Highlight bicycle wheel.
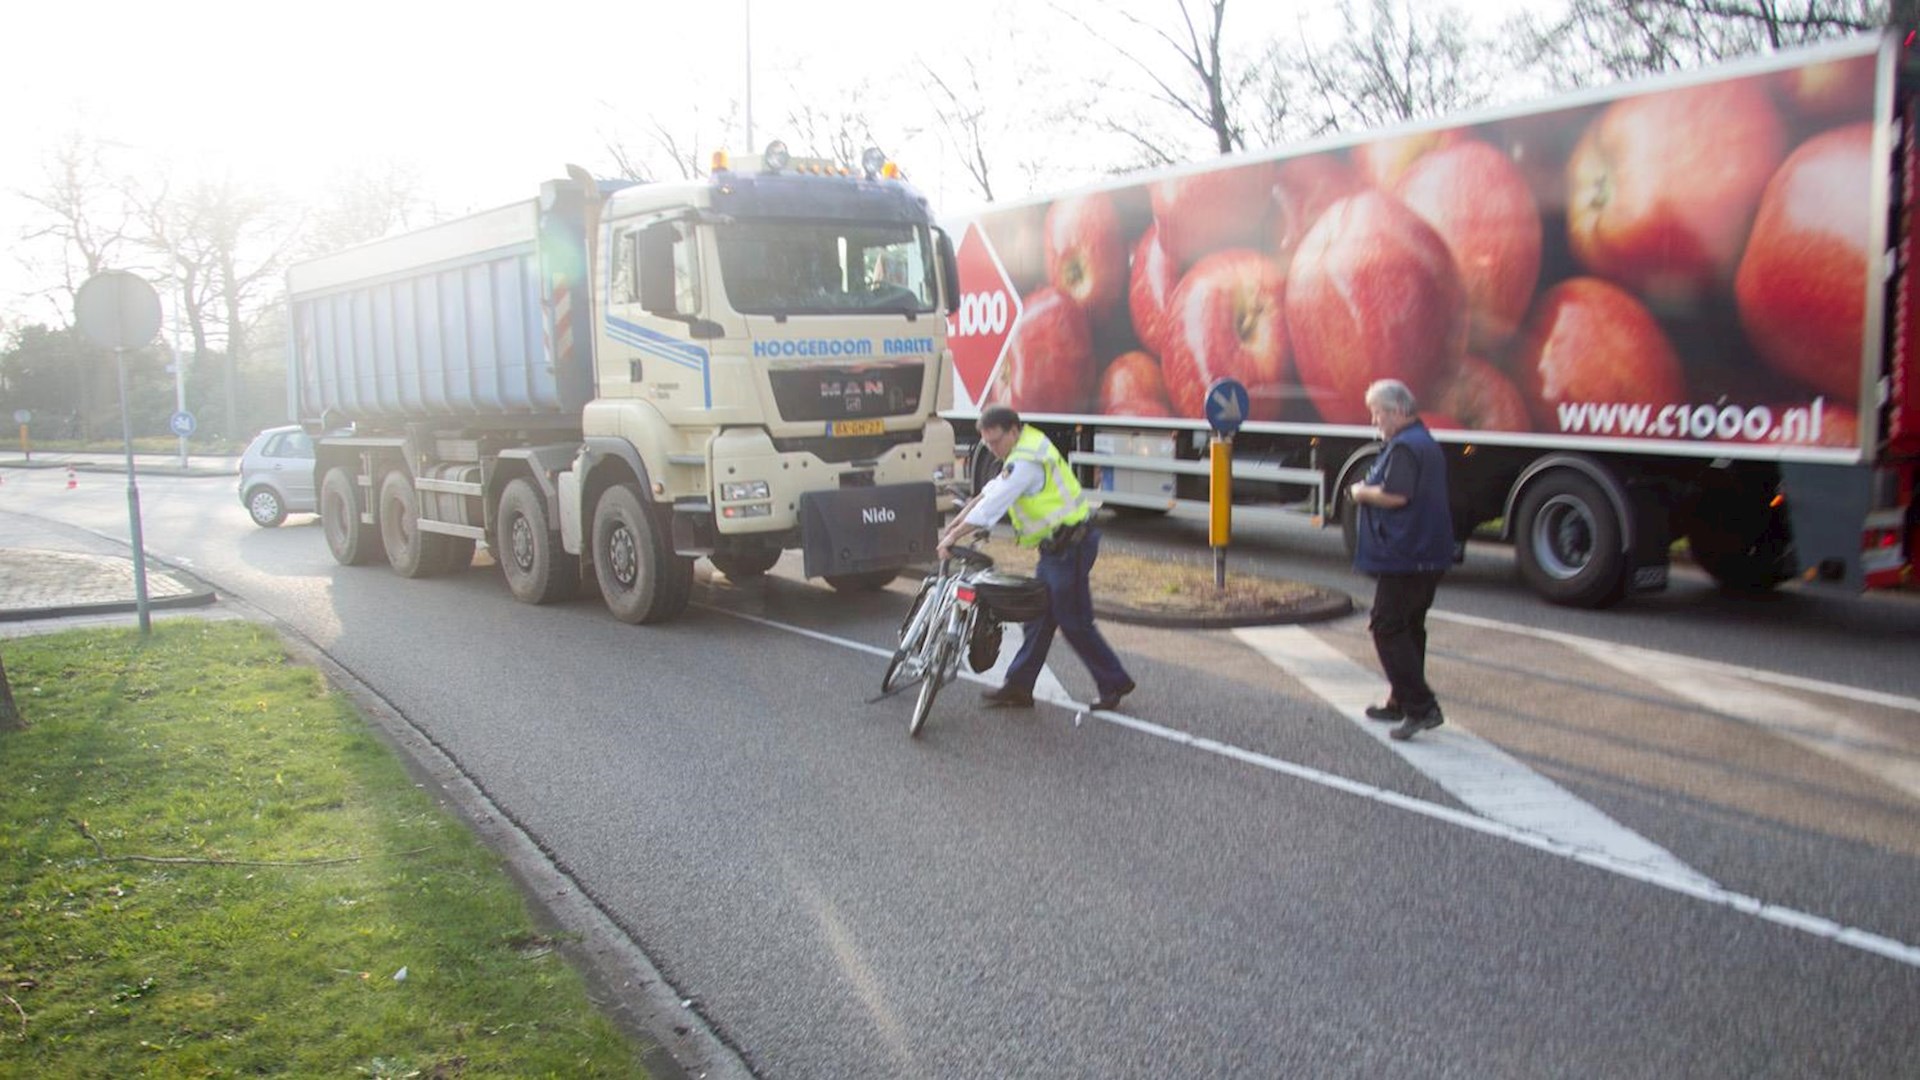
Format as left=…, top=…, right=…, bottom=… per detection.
left=882, top=580, right=937, bottom=693
left=909, top=615, right=962, bottom=737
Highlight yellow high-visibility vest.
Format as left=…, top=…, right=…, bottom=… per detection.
left=1005, top=426, right=1091, bottom=547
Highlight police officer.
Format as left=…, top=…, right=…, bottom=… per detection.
left=1349, top=379, right=1454, bottom=741
left=938, top=404, right=1136, bottom=712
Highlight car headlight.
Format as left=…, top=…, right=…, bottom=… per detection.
left=722, top=480, right=771, bottom=502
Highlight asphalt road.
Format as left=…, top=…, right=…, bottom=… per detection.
left=4, top=469, right=1917, bottom=1078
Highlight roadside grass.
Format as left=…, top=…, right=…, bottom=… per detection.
left=0, top=621, right=648, bottom=1077
left=14, top=436, right=246, bottom=455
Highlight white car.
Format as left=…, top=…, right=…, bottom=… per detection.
left=238, top=425, right=317, bottom=527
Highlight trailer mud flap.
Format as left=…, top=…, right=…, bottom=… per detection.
left=799, top=482, right=937, bottom=578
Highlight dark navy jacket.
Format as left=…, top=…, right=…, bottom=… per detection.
left=1354, top=420, right=1454, bottom=575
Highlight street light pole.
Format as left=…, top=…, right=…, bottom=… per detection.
left=744, top=0, right=754, bottom=150
left=114, top=344, right=153, bottom=634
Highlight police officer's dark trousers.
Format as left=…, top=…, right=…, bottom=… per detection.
left=1004, top=527, right=1131, bottom=698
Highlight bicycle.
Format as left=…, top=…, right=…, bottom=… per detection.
left=881, top=543, right=1047, bottom=737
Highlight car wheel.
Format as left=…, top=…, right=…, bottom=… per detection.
left=244, top=485, right=287, bottom=528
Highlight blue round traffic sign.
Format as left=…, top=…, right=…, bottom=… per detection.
left=1204, top=378, right=1249, bottom=437
left=169, top=410, right=197, bottom=437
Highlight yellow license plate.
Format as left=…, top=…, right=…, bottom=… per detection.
left=831, top=419, right=885, bottom=437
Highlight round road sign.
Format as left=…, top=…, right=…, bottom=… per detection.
left=75, top=270, right=163, bottom=351
left=11, top=409, right=29, bottom=425
left=169, top=410, right=197, bottom=437
left=1205, top=378, right=1250, bottom=437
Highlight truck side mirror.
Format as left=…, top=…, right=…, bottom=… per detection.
left=935, top=227, right=961, bottom=316
left=639, top=222, right=678, bottom=316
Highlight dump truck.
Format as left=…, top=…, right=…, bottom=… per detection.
left=288, top=147, right=959, bottom=624
left=941, top=30, right=1919, bottom=608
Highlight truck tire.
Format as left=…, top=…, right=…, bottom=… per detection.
left=968, top=440, right=1001, bottom=498
left=498, top=477, right=577, bottom=604
left=378, top=471, right=453, bottom=579
left=1514, top=471, right=1628, bottom=608
left=826, top=568, right=902, bottom=592
left=710, top=547, right=782, bottom=580
left=591, top=484, right=693, bottom=624
left=321, top=467, right=377, bottom=566
left=1687, top=504, right=1792, bottom=594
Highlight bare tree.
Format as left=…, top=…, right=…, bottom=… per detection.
left=301, top=161, right=434, bottom=256
left=133, top=177, right=300, bottom=438
left=1056, top=0, right=1263, bottom=159
left=1293, top=0, right=1491, bottom=137
left=602, top=101, right=739, bottom=183
left=1509, top=0, right=1883, bottom=89
left=920, top=59, right=1000, bottom=203
left=785, top=84, right=886, bottom=169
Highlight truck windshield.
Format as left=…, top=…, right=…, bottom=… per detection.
left=715, top=221, right=937, bottom=317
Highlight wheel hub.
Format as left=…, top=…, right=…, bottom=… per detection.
left=609, top=524, right=638, bottom=587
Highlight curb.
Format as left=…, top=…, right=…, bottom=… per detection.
left=0, top=587, right=220, bottom=623
left=1095, top=588, right=1354, bottom=629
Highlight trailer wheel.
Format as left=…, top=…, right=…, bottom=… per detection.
left=379, top=471, right=452, bottom=579
left=591, top=484, right=693, bottom=624
left=321, top=467, right=377, bottom=566
left=1514, top=471, right=1628, bottom=608
left=710, top=547, right=782, bottom=580
left=968, top=440, right=1001, bottom=498
left=1687, top=504, right=1791, bottom=593
left=498, top=477, right=577, bottom=603
left=827, top=568, right=902, bottom=592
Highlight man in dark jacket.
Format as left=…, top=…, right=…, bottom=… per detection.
left=1348, top=379, right=1455, bottom=741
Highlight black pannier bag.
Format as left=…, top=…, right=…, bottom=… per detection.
left=972, top=571, right=1048, bottom=624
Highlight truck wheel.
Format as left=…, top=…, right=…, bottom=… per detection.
left=1687, top=503, right=1791, bottom=594
left=321, top=467, right=377, bottom=566
left=1514, top=471, right=1628, bottom=608
left=591, top=484, right=693, bottom=624
left=378, top=471, right=452, bottom=578
left=967, top=440, right=1000, bottom=497
left=826, top=568, right=901, bottom=592
left=710, top=547, right=782, bottom=580
left=498, top=477, right=577, bottom=603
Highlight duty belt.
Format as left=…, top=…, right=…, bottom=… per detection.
left=1040, top=520, right=1091, bottom=555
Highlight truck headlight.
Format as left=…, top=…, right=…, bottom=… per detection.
left=722, top=480, right=771, bottom=502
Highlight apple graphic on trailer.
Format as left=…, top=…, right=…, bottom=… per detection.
left=1150, top=162, right=1278, bottom=269
left=1394, top=138, right=1542, bottom=354
left=990, top=286, right=1096, bottom=415
left=1286, top=190, right=1467, bottom=425
left=1735, top=122, right=1872, bottom=405
left=1099, top=350, right=1174, bottom=417
left=1159, top=250, right=1290, bottom=422
left=1510, top=277, right=1688, bottom=431
left=1431, top=355, right=1532, bottom=433
left=1044, top=191, right=1129, bottom=324
left=1129, top=223, right=1179, bottom=358
left=1272, top=154, right=1364, bottom=273
left=1566, top=78, right=1786, bottom=314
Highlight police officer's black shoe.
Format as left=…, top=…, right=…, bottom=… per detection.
left=1365, top=702, right=1404, bottom=722
left=981, top=685, right=1035, bottom=708
left=1091, top=680, right=1136, bottom=712
left=1389, top=710, right=1444, bottom=741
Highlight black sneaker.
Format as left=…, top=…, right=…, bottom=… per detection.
left=1091, top=680, right=1136, bottom=712
left=981, top=685, right=1035, bottom=708
left=1389, top=711, right=1445, bottom=741
left=1364, top=703, right=1404, bottom=722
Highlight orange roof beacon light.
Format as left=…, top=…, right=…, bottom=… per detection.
left=710, top=149, right=731, bottom=174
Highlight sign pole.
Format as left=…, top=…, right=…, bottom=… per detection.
left=115, top=345, right=153, bottom=634
left=75, top=270, right=163, bottom=636
left=1210, top=434, right=1231, bottom=589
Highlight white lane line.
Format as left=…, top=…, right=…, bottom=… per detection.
left=1567, top=643, right=1920, bottom=804
left=1432, top=610, right=1920, bottom=714
left=1233, top=625, right=1714, bottom=888
left=698, top=603, right=1920, bottom=969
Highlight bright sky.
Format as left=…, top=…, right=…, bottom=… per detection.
left=1, top=0, right=1553, bottom=330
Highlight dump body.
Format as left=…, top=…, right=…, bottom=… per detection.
left=943, top=32, right=1917, bottom=602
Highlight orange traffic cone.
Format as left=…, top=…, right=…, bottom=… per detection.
left=66, top=465, right=77, bottom=490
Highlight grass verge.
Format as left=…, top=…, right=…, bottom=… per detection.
left=0, top=621, right=648, bottom=1077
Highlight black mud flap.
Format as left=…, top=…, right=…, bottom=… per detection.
left=800, top=482, right=937, bottom=579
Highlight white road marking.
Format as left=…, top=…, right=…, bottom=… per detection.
left=699, top=602, right=1920, bottom=969
left=1432, top=610, right=1920, bottom=714
left=1568, top=643, right=1920, bottom=803
left=1233, top=625, right=1714, bottom=888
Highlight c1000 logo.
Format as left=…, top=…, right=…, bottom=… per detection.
left=954, top=291, right=1010, bottom=337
